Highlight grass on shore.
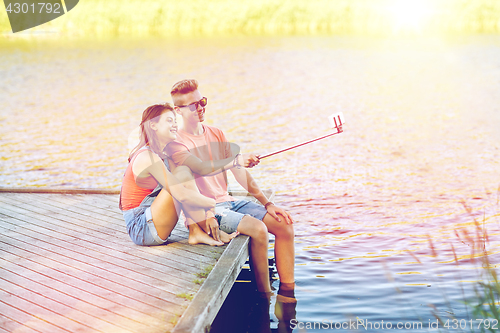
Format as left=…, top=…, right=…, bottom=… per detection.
left=1, top=0, right=500, bottom=37
left=412, top=192, right=500, bottom=332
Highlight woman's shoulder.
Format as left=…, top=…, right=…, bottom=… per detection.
left=134, top=148, right=161, bottom=163
left=131, top=147, right=162, bottom=172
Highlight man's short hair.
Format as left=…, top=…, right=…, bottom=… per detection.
left=171, top=79, right=199, bottom=98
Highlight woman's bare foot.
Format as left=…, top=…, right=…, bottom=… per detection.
left=220, top=230, right=239, bottom=243
left=188, top=223, right=224, bottom=246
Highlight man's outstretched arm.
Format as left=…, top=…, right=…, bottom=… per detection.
left=166, top=141, right=259, bottom=176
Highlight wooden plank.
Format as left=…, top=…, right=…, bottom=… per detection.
left=0, top=232, right=191, bottom=303
left=0, top=187, right=265, bottom=199
left=0, top=208, right=204, bottom=278
left=0, top=304, right=69, bottom=333
left=0, top=187, right=120, bottom=195
left=98, top=195, right=120, bottom=204
left=19, top=193, right=226, bottom=258
left=0, top=193, right=224, bottom=260
left=0, top=189, right=274, bottom=333
left=0, top=254, right=180, bottom=320
left=0, top=245, right=184, bottom=318
left=43, top=194, right=124, bottom=218
left=0, top=222, right=214, bottom=280
left=0, top=209, right=206, bottom=281
left=27, top=193, right=124, bottom=220
left=0, top=320, right=14, bottom=333
left=0, top=264, right=169, bottom=332
left=0, top=231, right=191, bottom=298
left=0, top=268, right=161, bottom=332
left=173, top=235, right=250, bottom=333
left=0, top=193, right=126, bottom=232
left=0, top=194, right=223, bottom=260
left=0, top=238, right=186, bottom=307
left=0, top=288, right=103, bottom=333
left=0, top=189, right=207, bottom=326
left=0, top=278, right=136, bottom=333
left=0, top=197, right=218, bottom=268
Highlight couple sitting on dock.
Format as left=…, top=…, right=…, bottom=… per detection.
left=120, top=79, right=295, bottom=295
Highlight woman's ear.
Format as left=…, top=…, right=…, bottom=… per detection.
left=149, top=121, right=158, bottom=131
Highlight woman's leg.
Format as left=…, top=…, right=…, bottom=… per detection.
left=150, top=188, right=224, bottom=246
left=172, top=165, right=210, bottom=229
left=187, top=217, right=225, bottom=246
left=173, top=165, right=237, bottom=244
left=182, top=197, right=238, bottom=244
left=149, top=188, right=182, bottom=240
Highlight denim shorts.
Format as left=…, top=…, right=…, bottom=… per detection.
left=122, top=206, right=169, bottom=246
left=214, top=200, right=268, bottom=233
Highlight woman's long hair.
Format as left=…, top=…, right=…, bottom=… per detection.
left=129, top=103, right=174, bottom=162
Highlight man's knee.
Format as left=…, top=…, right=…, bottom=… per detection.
left=264, top=214, right=295, bottom=239
left=241, top=215, right=268, bottom=239
left=280, top=223, right=295, bottom=240
left=273, top=219, right=295, bottom=240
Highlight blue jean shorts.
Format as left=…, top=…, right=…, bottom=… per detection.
left=214, top=200, right=268, bottom=233
left=122, top=206, right=169, bottom=246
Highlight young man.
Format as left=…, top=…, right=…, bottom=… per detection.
left=166, top=79, right=295, bottom=294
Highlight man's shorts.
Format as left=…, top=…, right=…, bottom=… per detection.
left=122, top=206, right=169, bottom=246
left=214, top=200, right=268, bottom=233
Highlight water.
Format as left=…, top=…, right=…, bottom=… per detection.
left=1, top=35, right=500, bottom=331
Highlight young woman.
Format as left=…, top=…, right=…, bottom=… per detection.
left=120, top=103, right=237, bottom=246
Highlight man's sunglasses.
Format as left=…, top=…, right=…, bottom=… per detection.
left=176, top=97, right=208, bottom=112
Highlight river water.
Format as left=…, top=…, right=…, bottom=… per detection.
left=1, top=35, right=500, bottom=331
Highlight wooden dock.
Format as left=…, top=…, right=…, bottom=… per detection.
left=0, top=188, right=272, bottom=333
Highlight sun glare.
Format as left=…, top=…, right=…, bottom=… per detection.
left=389, top=0, right=433, bottom=34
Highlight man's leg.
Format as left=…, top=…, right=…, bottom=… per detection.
left=231, top=200, right=295, bottom=285
left=216, top=204, right=272, bottom=293
left=236, top=216, right=272, bottom=293
left=262, top=214, right=295, bottom=284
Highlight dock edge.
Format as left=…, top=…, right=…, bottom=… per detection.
left=172, top=235, right=250, bottom=333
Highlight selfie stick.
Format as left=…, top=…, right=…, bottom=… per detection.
left=259, top=113, right=345, bottom=159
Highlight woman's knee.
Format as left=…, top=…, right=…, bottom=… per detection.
left=151, top=189, right=178, bottom=220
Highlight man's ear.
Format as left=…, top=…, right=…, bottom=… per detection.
left=174, top=106, right=183, bottom=115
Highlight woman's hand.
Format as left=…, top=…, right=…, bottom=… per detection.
left=205, top=210, right=221, bottom=242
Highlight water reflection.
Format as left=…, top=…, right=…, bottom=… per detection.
left=1, top=35, right=500, bottom=327
left=212, top=279, right=297, bottom=333
left=273, top=285, right=298, bottom=333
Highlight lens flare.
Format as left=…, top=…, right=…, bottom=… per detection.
left=389, top=0, right=433, bottom=34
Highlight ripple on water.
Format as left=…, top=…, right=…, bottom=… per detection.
left=2, top=36, right=500, bottom=327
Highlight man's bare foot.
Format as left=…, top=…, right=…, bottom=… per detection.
left=220, top=230, right=239, bottom=243
left=188, top=224, right=224, bottom=246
